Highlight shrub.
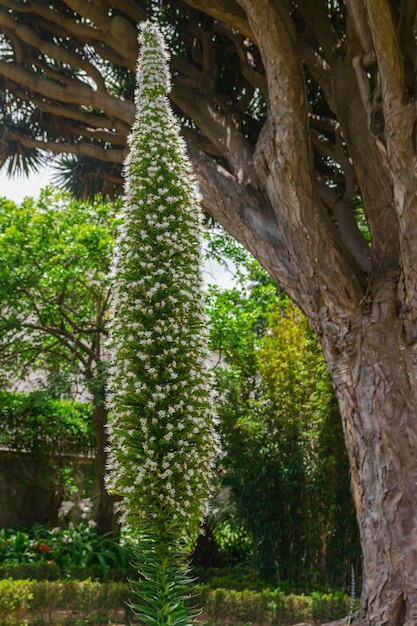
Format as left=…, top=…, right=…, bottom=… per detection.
left=0, top=391, right=95, bottom=456
left=0, top=579, right=128, bottom=625
left=310, top=590, right=353, bottom=622
left=0, top=391, right=97, bottom=528
left=0, top=561, right=61, bottom=581
left=0, top=578, right=32, bottom=626
left=0, top=524, right=134, bottom=581
left=198, top=586, right=350, bottom=625
left=0, top=578, right=351, bottom=625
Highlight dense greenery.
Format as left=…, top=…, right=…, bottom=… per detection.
left=0, top=524, right=132, bottom=582
left=0, top=391, right=96, bottom=526
left=0, top=189, right=118, bottom=531
left=0, top=187, right=360, bottom=589
left=0, top=521, right=356, bottom=623
left=0, top=577, right=355, bottom=626
left=0, top=391, right=95, bottom=456
left=207, top=235, right=361, bottom=588
left=0, top=189, right=115, bottom=393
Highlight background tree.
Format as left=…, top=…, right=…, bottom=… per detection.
left=0, top=189, right=117, bottom=533
left=207, top=237, right=360, bottom=589
left=1, top=2, right=417, bottom=622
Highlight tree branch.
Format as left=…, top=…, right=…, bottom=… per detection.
left=2, top=4, right=133, bottom=70
left=213, top=21, right=267, bottom=95
left=171, top=83, right=254, bottom=183
left=316, top=179, right=371, bottom=273
left=23, top=321, right=97, bottom=363
left=0, top=60, right=135, bottom=124
left=362, top=0, right=416, bottom=175
left=4, top=129, right=127, bottom=163
left=398, top=0, right=417, bottom=92
left=0, top=10, right=107, bottom=92
left=185, top=0, right=253, bottom=40
left=11, top=88, right=131, bottom=137
left=235, top=0, right=367, bottom=318
left=187, top=141, right=301, bottom=298
left=64, top=0, right=138, bottom=61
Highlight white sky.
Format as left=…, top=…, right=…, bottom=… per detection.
left=0, top=166, right=54, bottom=203
left=0, top=166, right=235, bottom=289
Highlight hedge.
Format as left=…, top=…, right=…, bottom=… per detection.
left=0, top=578, right=128, bottom=625
left=0, top=578, right=352, bottom=625
left=0, top=390, right=95, bottom=456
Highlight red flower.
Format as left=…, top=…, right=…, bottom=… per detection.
left=32, top=542, right=51, bottom=553
left=39, top=543, right=50, bottom=553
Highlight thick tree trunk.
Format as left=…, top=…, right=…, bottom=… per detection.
left=320, top=312, right=417, bottom=626
left=91, top=401, right=119, bottom=535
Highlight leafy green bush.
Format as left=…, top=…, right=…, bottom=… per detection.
left=0, top=391, right=97, bottom=527
left=0, top=578, right=351, bottom=625
left=0, top=391, right=95, bottom=456
left=0, top=579, right=32, bottom=626
left=213, top=520, right=253, bottom=566
left=198, top=586, right=350, bottom=625
left=0, top=579, right=128, bottom=625
left=0, top=524, right=133, bottom=581
left=0, top=561, right=61, bottom=581
left=194, top=566, right=263, bottom=591
left=310, top=589, right=353, bottom=622
left=0, top=529, right=38, bottom=564
left=208, top=259, right=361, bottom=587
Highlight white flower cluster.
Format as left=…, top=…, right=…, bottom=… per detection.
left=58, top=500, right=75, bottom=518
left=105, top=21, right=219, bottom=535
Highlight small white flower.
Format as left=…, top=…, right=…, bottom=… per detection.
left=104, top=21, right=218, bottom=535
left=58, top=500, right=75, bottom=517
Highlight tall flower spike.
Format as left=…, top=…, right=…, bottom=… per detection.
left=105, top=20, right=218, bottom=538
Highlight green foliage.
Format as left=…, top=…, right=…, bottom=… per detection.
left=129, top=524, right=200, bottom=626
left=207, top=231, right=360, bottom=588
left=310, top=589, right=353, bottom=623
left=0, top=577, right=354, bottom=625
left=194, top=567, right=262, bottom=591
left=0, top=524, right=132, bottom=581
left=0, top=188, right=116, bottom=393
left=0, top=578, right=128, bottom=625
left=0, top=391, right=96, bottom=527
left=0, top=579, right=32, bottom=626
left=0, top=391, right=95, bottom=456
left=0, top=562, right=62, bottom=581
left=198, top=585, right=352, bottom=625
left=212, top=521, right=253, bottom=566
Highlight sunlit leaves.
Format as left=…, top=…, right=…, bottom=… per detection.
left=0, top=188, right=116, bottom=390
left=207, top=232, right=359, bottom=586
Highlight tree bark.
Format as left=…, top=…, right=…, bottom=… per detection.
left=318, top=313, right=417, bottom=626
left=91, top=401, right=119, bottom=535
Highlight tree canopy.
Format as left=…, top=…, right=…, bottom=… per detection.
left=0, top=1, right=413, bottom=328
left=0, top=188, right=115, bottom=393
